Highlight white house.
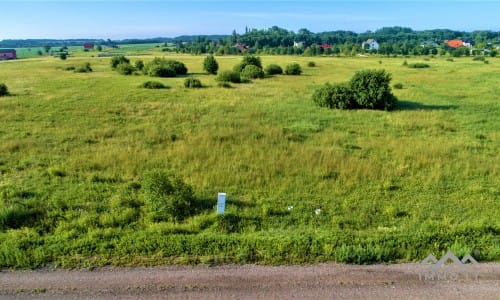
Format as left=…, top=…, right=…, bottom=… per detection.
left=362, top=39, right=379, bottom=51
left=293, top=41, right=305, bottom=49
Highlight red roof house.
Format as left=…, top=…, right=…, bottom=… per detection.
left=319, top=44, right=331, bottom=50
left=446, top=40, right=463, bottom=48
left=0, top=49, right=16, bottom=60
left=83, top=42, right=94, bottom=51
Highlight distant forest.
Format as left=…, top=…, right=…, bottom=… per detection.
left=1, top=26, right=499, bottom=56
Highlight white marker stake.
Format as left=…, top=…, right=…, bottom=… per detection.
left=217, top=193, right=226, bottom=214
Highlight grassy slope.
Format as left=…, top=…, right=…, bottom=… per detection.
left=0, top=53, right=498, bottom=268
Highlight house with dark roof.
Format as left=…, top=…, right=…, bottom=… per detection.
left=0, top=49, right=16, bottom=60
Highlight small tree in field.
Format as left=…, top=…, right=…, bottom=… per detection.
left=0, top=83, right=9, bottom=96
left=233, top=55, right=262, bottom=73
left=203, top=54, right=219, bottom=74
left=349, top=69, right=397, bottom=110
left=110, top=55, right=130, bottom=70
left=285, top=63, right=302, bottom=75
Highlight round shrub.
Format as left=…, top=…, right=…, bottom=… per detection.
left=307, top=61, right=316, bottom=67
left=241, top=64, right=265, bottom=79
left=0, top=83, right=9, bottom=96
left=184, top=77, right=202, bottom=88
left=216, top=70, right=241, bottom=83
left=285, top=63, right=302, bottom=75
left=407, top=62, right=430, bottom=68
left=393, top=82, right=404, bottom=89
left=141, top=81, right=167, bottom=89
left=135, top=60, right=144, bottom=71
left=116, top=62, right=135, bottom=75
left=349, top=69, right=397, bottom=111
left=165, top=60, right=187, bottom=75
left=312, top=82, right=355, bottom=109
left=110, top=55, right=130, bottom=69
left=203, top=54, right=219, bottom=74
left=233, top=55, right=262, bottom=73
left=265, top=64, right=283, bottom=75
left=142, top=170, right=194, bottom=221
left=143, top=57, right=187, bottom=77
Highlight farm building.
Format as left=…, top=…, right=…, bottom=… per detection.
left=83, top=42, right=94, bottom=51
left=362, top=39, right=379, bottom=51
left=446, top=40, right=464, bottom=48
left=0, top=49, right=16, bottom=60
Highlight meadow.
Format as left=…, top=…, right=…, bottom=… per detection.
left=0, top=50, right=498, bottom=268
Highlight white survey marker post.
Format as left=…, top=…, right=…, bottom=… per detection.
left=217, top=192, right=226, bottom=214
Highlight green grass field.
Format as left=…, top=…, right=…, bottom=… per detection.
left=0, top=53, right=498, bottom=268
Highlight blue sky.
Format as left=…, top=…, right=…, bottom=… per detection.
left=0, top=1, right=499, bottom=40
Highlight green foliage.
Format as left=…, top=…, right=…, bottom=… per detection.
left=216, top=70, right=241, bottom=83
left=135, top=60, right=144, bottom=71
left=141, top=81, right=167, bottom=89
left=349, top=69, right=397, bottom=110
left=184, top=77, right=202, bottom=88
left=0, top=83, right=8, bottom=96
left=74, top=62, right=92, bottom=73
left=59, top=52, right=67, bottom=60
left=307, top=61, right=316, bottom=67
left=203, top=54, right=219, bottom=74
left=110, top=55, right=130, bottom=70
left=312, top=82, right=355, bottom=109
left=285, top=63, right=302, bottom=75
left=115, top=62, right=135, bottom=75
left=143, top=58, right=187, bottom=77
left=472, top=56, right=485, bottom=61
left=264, top=64, right=283, bottom=75
left=142, top=170, right=194, bottom=221
left=407, top=62, right=430, bottom=68
left=233, top=55, right=262, bottom=73
left=241, top=64, right=265, bottom=79
left=393, top=82, right=404, bottom=89
left=218, top=82, right=233, bottom=88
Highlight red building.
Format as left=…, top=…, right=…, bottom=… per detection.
left=446, top=40, right=463, bottom=48
left=83, top=42, right=94, bottom=51
left=0, top=49, right=16, bottom=60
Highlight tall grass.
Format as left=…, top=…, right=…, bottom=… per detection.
left=0, top=55, right=498, bottom=268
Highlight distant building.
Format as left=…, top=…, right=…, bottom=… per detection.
left=83, top=42, right=94, bottom=51
left=293, top=41, right=305, bottom=49
left=362, top=39, right=379, bottom=51
left=0, top=49, right=16, bottom=60
left=446, top=40, right=464, bottom=48
left=234, top=43, right=249, bottom=52
left=319, top=44, right=331, bottom=50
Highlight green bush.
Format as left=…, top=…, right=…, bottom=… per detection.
left=285, top=63, right=302, bottom=75
left=203, top=54, right=219, bottom=74
left=472, top=56, right=485, bottom=61
left=116, top=62, right=135, bottom=75
left=142, top=170, right=194, bottom=221
left=312, top=82, right=355, bottom=109
left=265, top=64, right=283, bottom=75
left=216, top=70, right=241, bottom=83
left=184, top=77, right=202, bottom=88
left=59, top=52, right=67, bottom=60
left=110, top=55, right=130, bottom=70
left=233, top=55, right=262, bottom=73
left=135, top=60, right=144, bottom=71
left=393, top=82, right=404, bottom=89
left=307, top=61, right=316, bottom=67
left=349, top=69, right=397, bottom=110
left=241, top=64, right=265, bottom=79
left=141, top=81, right=167, bottom=89
left=0, top=83, right=8, bottom=96
left=143, top=58, right=187, bottom=77
left=407, top=62, right=430, bottom=68
left=74, top=62, right=92, bottom=73
left=218, top=82, right=233, bottom=88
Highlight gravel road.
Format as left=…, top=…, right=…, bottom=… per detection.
left=1, top=263, right=499, bottom=299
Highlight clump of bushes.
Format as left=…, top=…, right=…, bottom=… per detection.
left=141, top=81, right=168, bottom=89
left=241, top=64, right=264, bottom=79
left=407, top=62, right=430, bottom=68
left=472, top=56, right=485, bottom=61
left=143, top=58, right=188, bottom=77
left=135, top=60, right=144, bottom=71
left=184, top=77, right=202, bottom=88
left=203, top=54, right=219, bottom=74
left=74, top=62, right=92, bottom=73
left=218, top=82, right=233, bottom=88
left=265, top=64, right=283, bottom=75
left=307, top=61, right=316, bottom=67
left=116, top=62, right=135, bottom=75
left=216, top=70, right=241, bottom=83
left=110, top=55, right=130, bottom=70
left=446, top=58, right=454, bottom=62
left=142, top=170, right=194, bottom=221
left=312, top=69, right=397, bottom=111
left=0, top=83, right=9, bottom=96
left=285, top=63, right=302, bottom=75
left=233, top=55, right=262, bottom=73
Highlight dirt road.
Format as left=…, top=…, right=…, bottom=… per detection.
left=1, top=263, right=499, bottom=299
